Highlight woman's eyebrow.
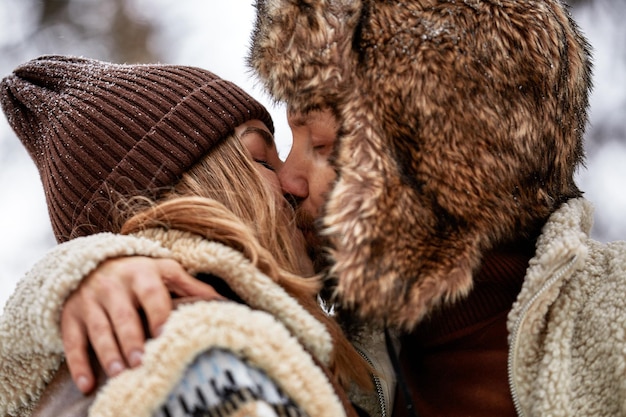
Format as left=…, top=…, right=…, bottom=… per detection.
left=241, top=126, right=275, bottom=147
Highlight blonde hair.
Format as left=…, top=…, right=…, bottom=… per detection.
left=120, top=133, right=372, bottom=390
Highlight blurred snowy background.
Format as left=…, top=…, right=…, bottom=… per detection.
left=1, top=0, right=625, bottom=311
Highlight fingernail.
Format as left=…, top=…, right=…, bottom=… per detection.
left=107, top=360, right=125, bottom=376
left=76, top=375, right=90, bottom=393
left=128, top=349, right=143, bottom=367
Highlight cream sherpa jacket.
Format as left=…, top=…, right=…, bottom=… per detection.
left=0, top=229, right=348, bottom=417
left=506, top=198, right=626, bottom=416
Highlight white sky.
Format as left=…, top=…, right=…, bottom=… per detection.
left=0, top=1, right=625, bottom=310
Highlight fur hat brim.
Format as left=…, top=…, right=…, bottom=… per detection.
left=249, top=0, right=591, bottom=330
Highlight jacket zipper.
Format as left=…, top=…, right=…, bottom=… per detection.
left=356, top=347, right=387, bottom=417
left=507, top=255, right=578, bottom=417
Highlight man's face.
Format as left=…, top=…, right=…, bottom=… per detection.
left=279, top=108, right=338, bottom=255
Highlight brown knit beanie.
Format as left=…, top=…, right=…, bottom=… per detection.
left=0, top=55, right=274, bottom=243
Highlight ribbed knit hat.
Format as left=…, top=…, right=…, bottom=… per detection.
left=0, top=55, right=274, bottom=243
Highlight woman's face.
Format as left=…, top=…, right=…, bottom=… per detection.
left=235, top=120, right=313, bottom=274
left=235, top=120, right=283, bottom=196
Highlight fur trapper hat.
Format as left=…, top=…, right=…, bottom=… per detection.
left=249, top=0, right=592, bottom=330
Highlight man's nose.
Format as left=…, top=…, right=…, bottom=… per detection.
left=278, top=159, right=308, bottom=200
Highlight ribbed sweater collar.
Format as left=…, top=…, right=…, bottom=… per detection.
left=410, top=239, right=536, bottom=345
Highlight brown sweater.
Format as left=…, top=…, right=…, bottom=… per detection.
left=392, top=241, right=534, bottom=417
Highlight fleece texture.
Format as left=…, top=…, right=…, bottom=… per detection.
left=90, top=302, right=343, bottom=417
left=0, top=231, right=342, bottom=417
left=507, top=198, right=626, bottom=417
left=0, top=234, right=170, bottom=417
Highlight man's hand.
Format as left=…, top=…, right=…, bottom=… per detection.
left=61, top=256, right=223, bottom=394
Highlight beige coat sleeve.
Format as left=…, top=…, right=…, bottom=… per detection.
left=0, top=233, right=171, bottom=417
left=0, top=230, right=347, bottom=417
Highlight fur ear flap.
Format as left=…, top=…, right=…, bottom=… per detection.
left=324, top=116, right=479, bottom=331
left=323, top=0, right=591, bottom=331
left=248, top=0, right=362, bottom=112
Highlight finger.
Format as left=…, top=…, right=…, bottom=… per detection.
left=158, top=259, right=224, bottom=299
left=103, top=292, right=154, bottom=369
left=146, top=259, right=224, bottom=336
left=89, top=257, right=154, bottom=366
left=84, top=306, right=127, bottom=378
left=61, top=308, right=95, bottom=394
left=166, top=274, right=225, bottom=299
left=132, top=275, right=173, bottom=339
left=109, top=256, right=176, bottom=339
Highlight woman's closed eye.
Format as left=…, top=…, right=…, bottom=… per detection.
left=255, top=159, right=276, bottom=171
